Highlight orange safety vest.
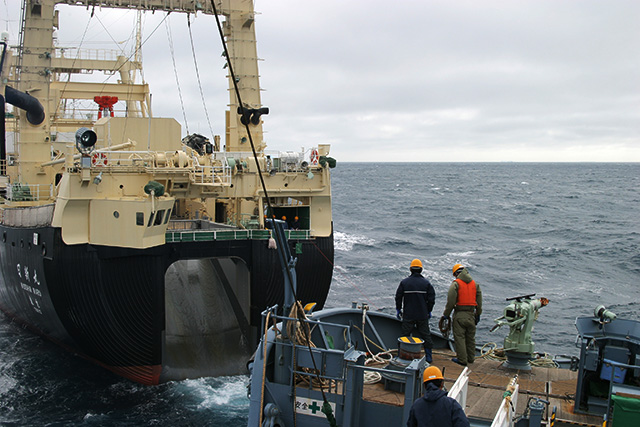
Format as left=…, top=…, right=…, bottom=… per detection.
left=455, top=279, right=477, bottom=306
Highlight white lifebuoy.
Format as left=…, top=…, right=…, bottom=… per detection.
left=310, top=149, right=319, bottom=165
left=91, top=152, right=108, bottom=167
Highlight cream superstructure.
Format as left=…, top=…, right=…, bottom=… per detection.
left=2, top=0, right=333, bottom=249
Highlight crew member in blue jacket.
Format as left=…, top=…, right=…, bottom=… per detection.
left=407, top=366, right=470, bottom=427
left=395, top=259, right=436, bottom=362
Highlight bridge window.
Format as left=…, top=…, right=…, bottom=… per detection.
left=154, top=210, right=165, bottom=226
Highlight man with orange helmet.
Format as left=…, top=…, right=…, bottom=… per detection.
left=291, top=216, right=300, bottom=230
left=441, top=264, right=482, bottom=366
left=407, top=366, right=470, bottom=427
left=395, top=259, right=436, bottom=363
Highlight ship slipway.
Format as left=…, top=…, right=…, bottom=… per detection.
left=0, top=220, right=333, bottom=384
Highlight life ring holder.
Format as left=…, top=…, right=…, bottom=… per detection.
left=91, top=152, right=108, bottom=167
left=310, top=149, right=319, bottom=166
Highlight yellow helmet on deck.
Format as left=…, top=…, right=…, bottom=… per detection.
left=410, top=259, right=423, bottom=269
left=423, top=366, right=444, bottom=383
left=452, top=264, right=464, bottom=276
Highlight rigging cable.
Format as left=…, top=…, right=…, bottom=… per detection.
left=187, top=14, right=214, bottom=139
left=208, top=2, right=336, bottom=426
left=93, top=11, right=170, bottom=144
left=165, top=16, right=189, bottom=134
left=94, top=10, right=140, bottom=142
left=51, top=12, right=93, bottom=123
left=95, top=11, right=170, bottom=88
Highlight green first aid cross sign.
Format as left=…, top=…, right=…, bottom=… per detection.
left=295, top=396, right=336, bottom=418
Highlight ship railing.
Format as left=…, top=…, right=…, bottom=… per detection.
left=4, top=183, right=54, bottom=201
left=258, top=307, right=423, bottom=422
left=165, top=227, right=310, bottom=243
left=214, top=148, right=323, bottom=174
left=190, top=153, right=231, bottom=185
left=490, top=376, right=519, bottom=427
left=54, top=47, right=120, bottom=63
left=167, top=219, right=237, bottom=231
left=603, top=360, right=640, bottom=425
left=447, top=366, right=471, bottom=409
left=264, top=148, right=323, bottom=173
left=76, top=150, right=231, bottom=184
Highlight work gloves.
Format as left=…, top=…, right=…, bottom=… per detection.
left=475, top=314, right=480, bottom=325
left=396, top=309, right=402, bottom=320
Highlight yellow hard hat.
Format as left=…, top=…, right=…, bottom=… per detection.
left=452, top=264, right=464, bottom=276
left=423, top=366, right=444, bottom=383
left=410, top=259, right=423, bottom=269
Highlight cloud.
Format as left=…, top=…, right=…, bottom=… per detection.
left=2, top=0, right=638, bottom=161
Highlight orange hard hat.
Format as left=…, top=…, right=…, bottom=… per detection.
left=282, top=216, right=287, bottom=220
left=423, top=366, right=444, bottom=383
left=410, top=259, right=423, bottom=269
left=452, top=264, right=464, bottom=276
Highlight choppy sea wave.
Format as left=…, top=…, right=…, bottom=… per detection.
left=1, top=162, right=639, bottom=425
left=329, top=163, right=640, bottom=355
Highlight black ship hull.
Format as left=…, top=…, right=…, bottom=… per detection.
left=0, top=224, right=333, bottom=384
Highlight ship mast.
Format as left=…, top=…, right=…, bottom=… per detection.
left=9, top=0, right=265, bottom=191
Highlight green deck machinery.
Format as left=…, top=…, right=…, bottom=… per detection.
left=491, top=293, right=549, bottom=370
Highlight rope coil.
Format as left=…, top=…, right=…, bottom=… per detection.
left=439, top=316, right=451, bottom=338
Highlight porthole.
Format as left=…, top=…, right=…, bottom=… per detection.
left=42, top=243, right=47, bottom=257
left=113, top=211, right=120, bottom=219
left=2, top=232, right=5, bottom=243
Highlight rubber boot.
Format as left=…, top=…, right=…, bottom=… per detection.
left=424, top=348, right=432, bottom=364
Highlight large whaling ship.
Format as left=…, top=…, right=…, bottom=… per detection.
left=0, top=0, right=334, bottom=385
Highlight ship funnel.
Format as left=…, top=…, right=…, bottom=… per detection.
left=4, top=86, right=45, bottom=125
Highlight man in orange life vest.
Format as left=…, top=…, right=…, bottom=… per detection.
left=441, top=264, right=482, bottom=366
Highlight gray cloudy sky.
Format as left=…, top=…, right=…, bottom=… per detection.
left=3, top=0, right=639, bottom=162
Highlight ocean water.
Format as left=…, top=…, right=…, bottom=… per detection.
left=1, top=162, right=638, bottom=425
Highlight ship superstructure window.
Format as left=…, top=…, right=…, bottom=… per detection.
left=147, top=213, right=155, bottom=227
left=154, top=210, right=165, bottom=226
left=136, top=212, right=144, bottom=226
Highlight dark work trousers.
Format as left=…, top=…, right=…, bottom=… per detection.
left=401, top=319, right=433, bottom=352
left=452, top=311, right=476, bottom=365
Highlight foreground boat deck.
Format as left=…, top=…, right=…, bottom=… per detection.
left=321, top=348, right=603, bottom=426
left=432, top=349, right=601, bottom=425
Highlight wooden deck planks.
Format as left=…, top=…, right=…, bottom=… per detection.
left=300, top=347, right=603, bottom=425
left=362, top=382, right=405, bottom=407
left=432, top=348, right=602, bottom=425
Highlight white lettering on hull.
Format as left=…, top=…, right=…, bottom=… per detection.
left=17, top=263, right=43, bottom=315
